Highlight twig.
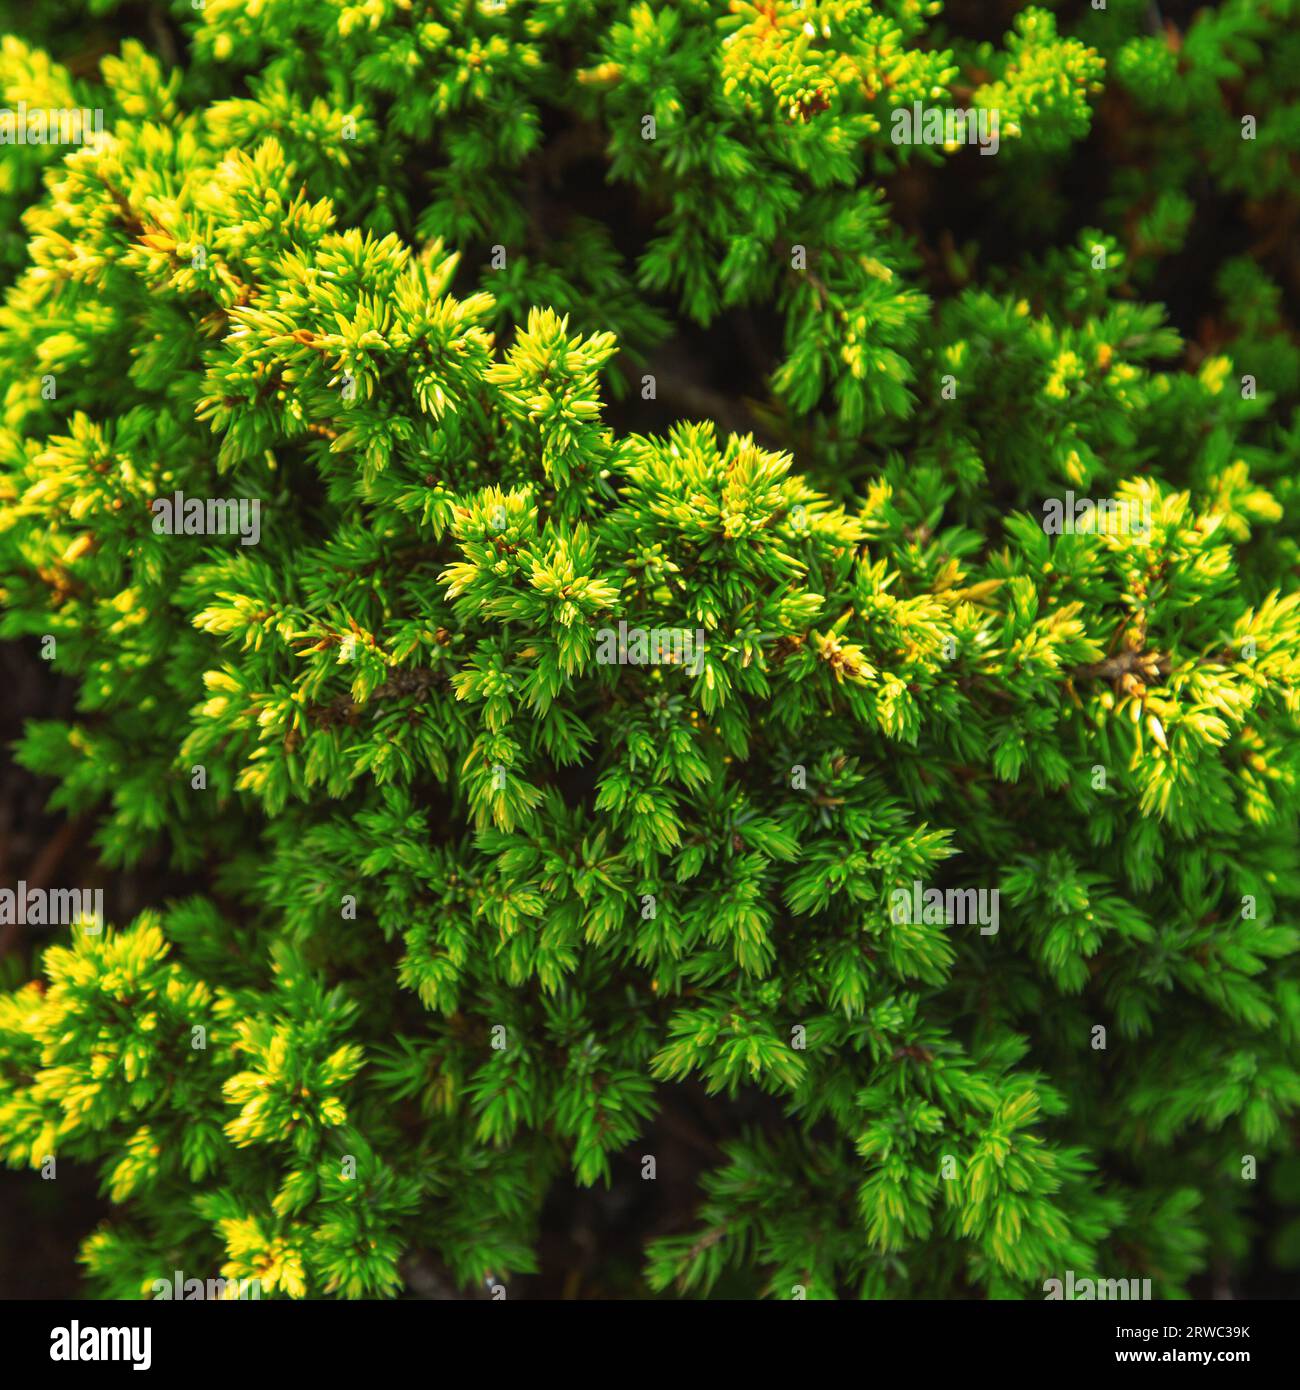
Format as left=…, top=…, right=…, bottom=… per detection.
left=148, top=5, right=181, bottom=70
left=0, top=813, right=94, bottom=958
left=649, top=366, right=759, bottom=439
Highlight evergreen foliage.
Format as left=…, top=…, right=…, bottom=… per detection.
left=1, top=0, right=1299, bottom=1299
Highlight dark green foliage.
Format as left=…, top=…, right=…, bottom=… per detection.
left=1, top=0, right=1299, bottom=1300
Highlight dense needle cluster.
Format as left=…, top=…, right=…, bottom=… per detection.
left=1, top=0, right=1299, bottom=1299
